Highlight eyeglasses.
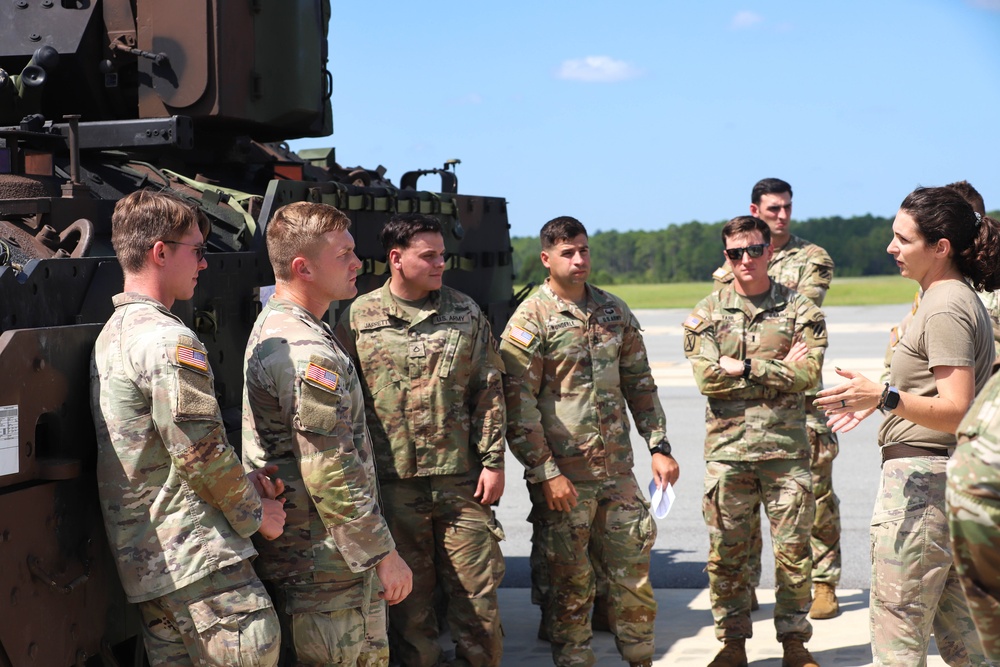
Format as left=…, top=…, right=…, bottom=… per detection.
left=162, top=240, right=208, bottom=261
left=724, top=243, right=768, bottom=261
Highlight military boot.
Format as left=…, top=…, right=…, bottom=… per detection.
left=707, top=639, right=747, bottom=667
left=808, top=583, right=840, bottom=619
left=781, top=638, right=819, bottom=667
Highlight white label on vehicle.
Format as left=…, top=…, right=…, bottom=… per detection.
left=0, top=405, right=18, bottom=476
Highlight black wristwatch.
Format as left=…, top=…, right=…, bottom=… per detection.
left=883, top=386, right=900, bottom=411
left=742, top=358, right=752, bottom=380
left=650, top=443, right=672, bottom=458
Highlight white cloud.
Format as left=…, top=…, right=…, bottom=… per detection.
left=968, top=0, right=1000, bottom=10
left=556, top=56, right=641, bottom=83
left=730, top=10, right=763, bottom=29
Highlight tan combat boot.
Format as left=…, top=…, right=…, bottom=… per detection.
left=707, top=639, right=748, bottom=667
left=809, top=582, right=840, bottom=619
left=781, top=638, right=819, bottom=667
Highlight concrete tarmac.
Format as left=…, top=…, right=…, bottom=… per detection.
left=490, top=303, right=950, bottom=665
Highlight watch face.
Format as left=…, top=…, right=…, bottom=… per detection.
left=884, top=388, right=900, bottom=410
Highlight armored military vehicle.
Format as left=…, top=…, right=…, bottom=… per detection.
left=0, top=3, right=516, bottom=665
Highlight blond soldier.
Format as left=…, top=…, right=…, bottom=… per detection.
left=687, top=216, right=825, bottom=667
left=337, top=213, right=506, bottom=667
left=91, top=189, right=286, bottom=667
left=242, top=202, right=412, bottom=666
left=712, top=178, right=840, bottom=619
left=500, top=216, right=678, bottom=667
left=948, top=370, right=1000, bottom=661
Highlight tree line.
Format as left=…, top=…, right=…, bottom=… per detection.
left=511, top=213, right=955, bottom=286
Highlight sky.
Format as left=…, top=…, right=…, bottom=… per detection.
left=290, top=1, right=1000, bottom=238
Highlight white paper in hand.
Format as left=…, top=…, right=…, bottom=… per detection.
left=647, top=479, right=676, bottom=519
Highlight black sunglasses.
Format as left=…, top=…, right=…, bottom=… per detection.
left=724, top=243, right=768, bottom=261
left=161, top=240, right=208, bottom=261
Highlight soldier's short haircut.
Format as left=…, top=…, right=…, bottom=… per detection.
left=112, top=189, right=209, bottom=274
left=722, top=215, right=771, bottom=245
left=945, top=180, right=986, bottom=217
left=378, top=213, right=442, bottom=253
left=751, top=178, right=793, bottom=205
left=266, top=201, right=351, bottom=281
left=540, top=216, right=588, bottom=249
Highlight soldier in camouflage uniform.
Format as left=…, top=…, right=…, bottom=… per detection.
left=90, top=189, right=286, bottom=667
left=711, top=178, right=840, bottom=620
left=948, top=370, right=1000, bottom=662
left=687, top=216, right=825, bottom=667
left=500, top=216, right=679, bottom=667
left=242, top=202, right=413, bottom=666
left=336, top=213, right=506, bottom=667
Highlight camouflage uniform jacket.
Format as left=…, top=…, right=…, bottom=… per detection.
left=683, top=281, right=827, bottom=461
left=91, top=293, right=261, bottom=603
left=338, top=281, right=505, bottom=480
left=499, top=280, right=669, bottom=484
left=242, top=296, right=394, bottom=581
left=713, top=233, right=834, bottom=435
left=949, top=371, right=1000, bottom=660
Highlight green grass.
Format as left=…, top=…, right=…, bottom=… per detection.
left=516, top=275, right=917, bottom=310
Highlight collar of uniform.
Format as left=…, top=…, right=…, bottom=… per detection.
left=772, top=233, right=805, bottom=259
left=379, top=278, right=442, bottom=326
left=719, top=279, right=788, bottom=314
left=540, top=279, right=601, bottom=320
left=265, top=295, right=333, bottom=335
left=113, top=292, right=182, bottom=323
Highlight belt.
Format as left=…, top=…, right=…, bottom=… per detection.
left=880, top=442, right=954, bottom=464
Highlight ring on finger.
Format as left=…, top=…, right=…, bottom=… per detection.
left=840, top=399, right=846, bottom=408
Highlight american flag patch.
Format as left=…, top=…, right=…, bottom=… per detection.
left=176, top=345, right=208, bottom=372
left=305, top=362, right=339, bottom=392
left=683, top=315, right=704, bottom=330
left=507, top=325, right=535, bottom=349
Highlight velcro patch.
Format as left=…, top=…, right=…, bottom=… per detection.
left=305, top=362, right=340, bottom=392
left=683, top=315, right=704, bottom=331
left=507, top=325, right=535, bottom=349
left=361, top=319, right=391, bottom=330
left=434, top=313, right=470, bottom=325
left=176, top=345, right=208, bottom=372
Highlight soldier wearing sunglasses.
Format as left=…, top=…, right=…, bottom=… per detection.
left=685, top=216, right=827, bottom=667
left=712, top=178, right=841, bottom=622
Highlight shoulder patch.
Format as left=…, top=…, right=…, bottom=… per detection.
left=507, top=325, right=536, bottom=349
left=712, top=267, right=732, bottom=281
left=176, top=345, right=209, bottom=373
left=683, top=314, right=708, bottom=332
left=305, top=362, right=340, bottom=392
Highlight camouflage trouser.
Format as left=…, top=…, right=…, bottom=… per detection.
left=270, top=568, right=388, bottom=667
left=947, top=440, right=1000, bottom=662
left=529, top=473, right=657, bottom=667
left=703, top=459, right=814, bottom=642
left=871, top=457, right=988, bottom=666
left=380, top=472, right=505, bottom=667
left=746, top=428, right=841, bottom=588
left=137, top=560, right=280, bottom=667
left=528, top=489, right=607, bottom=616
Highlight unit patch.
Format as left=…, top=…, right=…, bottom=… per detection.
left=507, top=325, right=535, bottom=349
left=176, top=345, right=208, bottom=372
left=305, top=362, right=340, bottom=392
